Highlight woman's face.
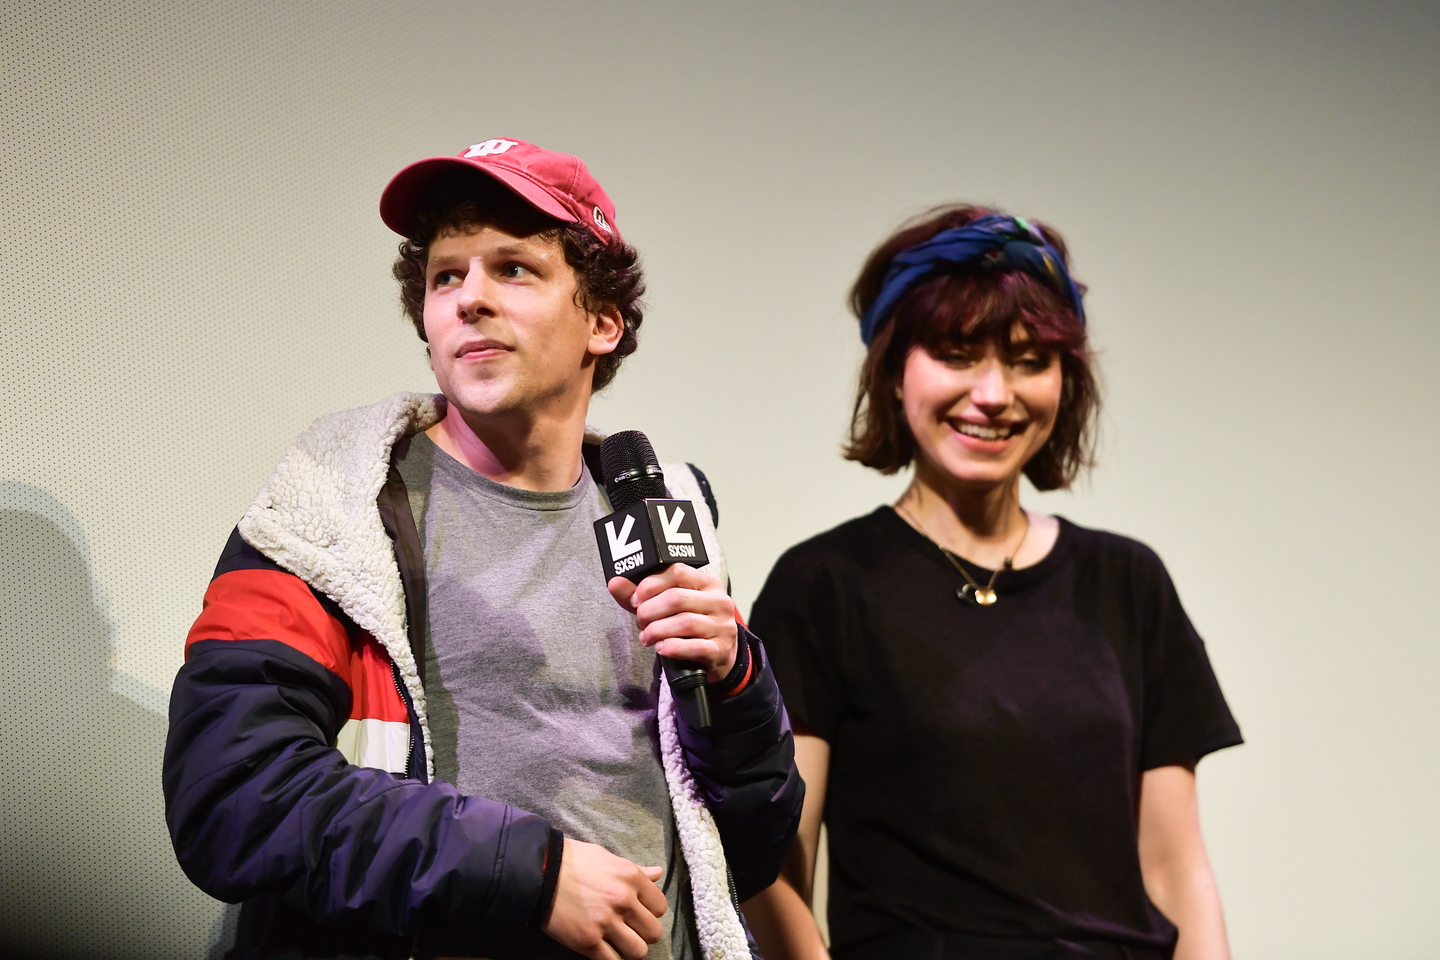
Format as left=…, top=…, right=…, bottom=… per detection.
left=901, top=322, right=1064, bottom=493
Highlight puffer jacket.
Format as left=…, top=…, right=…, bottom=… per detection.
left=163, top=393, right=803, bottom=960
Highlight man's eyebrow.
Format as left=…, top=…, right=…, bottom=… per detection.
left=490, top=241, right=545, bottom=257
left=428, top=241, right=546, bottom=266
left=426, top=249, right=465, bottom=267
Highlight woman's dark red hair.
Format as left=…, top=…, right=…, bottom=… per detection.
left=844, top=204, right=1100, bottom=491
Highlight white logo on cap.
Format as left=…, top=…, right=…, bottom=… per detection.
left=592, top=206, right=613, bottom=233
left=464, top=139, right=519, bottom=159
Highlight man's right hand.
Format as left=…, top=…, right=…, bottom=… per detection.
left=541, top=838, right=667, bottom=960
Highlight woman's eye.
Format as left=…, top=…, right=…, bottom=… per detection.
left=1015, top=354, right=1051, bottom=371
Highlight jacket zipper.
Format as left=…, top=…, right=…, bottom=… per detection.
left=391, top=663, right=415, bottom=781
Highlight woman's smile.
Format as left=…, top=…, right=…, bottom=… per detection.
left=949, top=418, right=1027, bottom=452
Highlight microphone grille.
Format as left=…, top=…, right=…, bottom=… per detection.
left=600, top=430, right=666, bottom=508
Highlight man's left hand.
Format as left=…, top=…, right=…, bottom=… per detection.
left=608, top=564, right=738, bottom=684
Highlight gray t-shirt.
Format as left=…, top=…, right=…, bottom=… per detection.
left=396, top=432, right=696, bottom=959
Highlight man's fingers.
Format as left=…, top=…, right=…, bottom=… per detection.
left=615, top=899, right=663, bottom=951
left=639, top=611, right=720, bottom=647
left=636, top=870, right=668, bottom=918
left=586, top=939, right=624, bottom=960
left=619, top=562, right=738, bottom=679
left=543, top=839, right=669, bottom=958
left=606, top=576, right=638, bottom=611
left=631, top=564, right=722, bottom=605
left=604, top=918, right=653, bottom=960
left=634, top=588, right=731, bottom=630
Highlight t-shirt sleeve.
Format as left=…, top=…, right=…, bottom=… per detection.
left=1137, top=549, right=1244, bottom=770
left=748, top=545, right=850, bottom=742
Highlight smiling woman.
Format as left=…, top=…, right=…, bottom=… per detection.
left=844, top=205, right=1097, bottom=491
left=741, top=205, right=1243, bottom=960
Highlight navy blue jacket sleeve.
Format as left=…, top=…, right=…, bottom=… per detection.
left=679, top=627, right=805, bottom=901
left=163, top=636, right=558, bottom=954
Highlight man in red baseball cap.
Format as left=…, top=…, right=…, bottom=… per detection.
left=164, top=139, right=803, bottom=960
left=381, top=137, right=622, bottom=243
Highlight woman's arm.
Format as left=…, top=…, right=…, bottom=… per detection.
left=1137, top=764, right=1231, bottom=960
left=742, top=731, right=832, bottom=960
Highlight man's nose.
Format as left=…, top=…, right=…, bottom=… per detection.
left=456, top=258, right=494, bottom=320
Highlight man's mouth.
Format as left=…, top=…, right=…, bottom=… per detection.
left=455, top=339, right=508, bottom=359
left=953, top=421, right=1021, bottom=441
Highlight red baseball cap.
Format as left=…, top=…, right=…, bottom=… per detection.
left=379, top=137, right=621, bottom=243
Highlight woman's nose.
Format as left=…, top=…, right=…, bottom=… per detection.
left=970, top=358, right=1012, bottom=409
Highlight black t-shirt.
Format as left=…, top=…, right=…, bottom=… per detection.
left=749, top=508, right=1242, bottom=957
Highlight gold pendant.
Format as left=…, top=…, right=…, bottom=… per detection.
left=957, top=584, right=999, bottom=607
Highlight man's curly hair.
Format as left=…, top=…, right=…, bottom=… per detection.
left=391, top=170, right=645, bottom=391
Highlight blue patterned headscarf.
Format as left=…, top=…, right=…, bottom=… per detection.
left=859, top=214, right=1085, bottom=346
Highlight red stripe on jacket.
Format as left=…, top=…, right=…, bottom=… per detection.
left=187, top=568, right=409, bottom=724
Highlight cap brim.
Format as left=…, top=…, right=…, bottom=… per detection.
left=379, top=156, right=577, bottom=237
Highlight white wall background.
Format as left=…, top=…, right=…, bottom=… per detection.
left=3, top=1, right=1437, bottom=957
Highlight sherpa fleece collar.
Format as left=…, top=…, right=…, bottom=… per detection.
left=239, top=392, right=444, bottom=776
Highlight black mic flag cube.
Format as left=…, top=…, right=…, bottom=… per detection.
left=594, top=499, right=711, bottom=583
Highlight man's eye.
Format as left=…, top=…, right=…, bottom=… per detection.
left=501, top=263, right=530, bottom=279
left=433, top=269, right=462, bottom=287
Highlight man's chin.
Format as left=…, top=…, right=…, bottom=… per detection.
left=439, top=385, right=526, bottom=422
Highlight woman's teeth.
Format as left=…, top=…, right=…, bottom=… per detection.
left=955, top=422, right=1015, bottom=441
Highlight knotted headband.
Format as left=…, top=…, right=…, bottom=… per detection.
left=859, top=214, right=1085, bottom=346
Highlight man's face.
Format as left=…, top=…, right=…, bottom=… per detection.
left=423, top=222, right=619, bottom=424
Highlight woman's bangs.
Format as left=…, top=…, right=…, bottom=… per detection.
left=903, top=271, right=1081, bottom=357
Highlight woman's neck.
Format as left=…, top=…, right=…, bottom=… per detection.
left=896, top=466, right=1056, bottom=570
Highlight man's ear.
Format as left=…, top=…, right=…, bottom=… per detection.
left=588, top=306, right=624, bottom=357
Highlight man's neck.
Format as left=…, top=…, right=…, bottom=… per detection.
left=426, top=402, right=586, bottom=492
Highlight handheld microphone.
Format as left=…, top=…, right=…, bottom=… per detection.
left=594, top=430, right=713, bottom=730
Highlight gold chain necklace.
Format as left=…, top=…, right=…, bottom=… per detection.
left=894, top=502, right=1030, bottom=607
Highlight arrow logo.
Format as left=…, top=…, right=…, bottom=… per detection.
left=605, top=515, right=643, bottom=560
left=656, top=505, right=693, bottom=545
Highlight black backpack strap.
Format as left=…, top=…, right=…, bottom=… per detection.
left=582, top=440, right=605, bottom=488
left=686, top=462, right=719, bottom=529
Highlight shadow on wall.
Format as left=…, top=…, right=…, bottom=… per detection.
left=0, top=484, right=226, bottom=960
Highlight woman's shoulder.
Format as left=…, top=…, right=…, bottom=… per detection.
left=1055, top=516, right=1174, bottom=585
left=764, top=507, right=901, bottom=579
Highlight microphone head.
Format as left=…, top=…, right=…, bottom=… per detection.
left=600, top=430, right=667, bottom=509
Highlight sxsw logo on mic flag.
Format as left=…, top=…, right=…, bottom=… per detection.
left=594, top=499, right=710, bottom=583
left=606, top=514, right=644, bottom=561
